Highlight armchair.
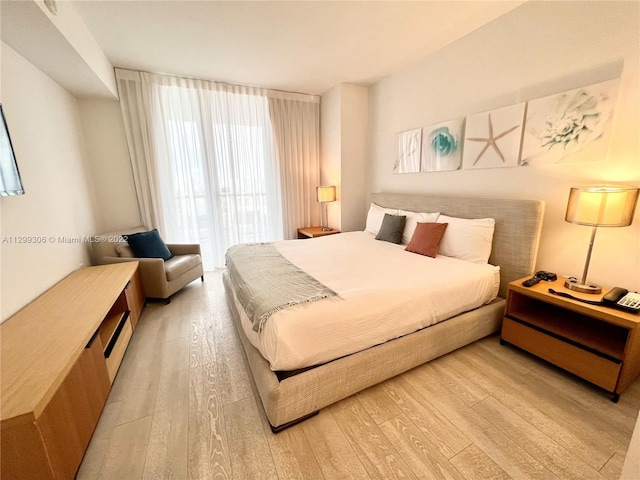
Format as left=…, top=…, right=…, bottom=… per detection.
left=92, top=227, right=204, bottom=302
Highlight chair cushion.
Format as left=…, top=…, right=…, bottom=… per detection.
left=123, top=229, right=173, bottom=261
left=165, top=254, right=202, bottom=281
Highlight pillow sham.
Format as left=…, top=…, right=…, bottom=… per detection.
left=436, top=215, right=495, bottom=264
left=365, top=203, right=399, bottom=235
left=399, top=209, right=440, bottom=244
left=123, top=229, right=173, bottom=261
left=375, top=214, right=406, bottom=244
left=405, top=222, right=448, bottom=258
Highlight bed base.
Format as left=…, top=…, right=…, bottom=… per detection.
left=224, top=271, right=504, bottom=431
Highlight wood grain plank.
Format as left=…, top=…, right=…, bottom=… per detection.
left=105, top=316, right=165, bottom=425
left=190, top=315, right=217, bottom=368
left=384, top=375, right=471, bottom=459
left=451, top=346, right=621, bottom=470
left=143, top=337, right=190, bottom=479
left=98, top=415, right=153, bottom=480
left=188, top=362, right=230, bottom=480
left=160, top=297, right=196, bottom=341
left=302, top=409, right=371, bottom=480
left=356, top=382, right=402, bottom=425
left=76, top=402, right=123, bottom=480
left=329, top=396, right=418, bottom=479
left=267, top=422, right=324, bottom=479
left=223, top=396, right=277, bottom=480
left=427, top=394, right=559, bottom=480
left=379, top=413, right=465, bottom=480
left=213, top=303, right=253, bottom=406
left=450, top=444, right=511, bottom=480
left=424, top=355, right=489, bottom=406
left=526, top=367, right=638, bottom=445
left=599, top=452, right=626, bottom=480
left=473, top=397, right=604, bottom=480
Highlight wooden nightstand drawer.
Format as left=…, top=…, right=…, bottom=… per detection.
left=502, top=317, right=621, bottom=392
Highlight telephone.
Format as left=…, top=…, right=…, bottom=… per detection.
left=603, top=287, right=640, bottom=313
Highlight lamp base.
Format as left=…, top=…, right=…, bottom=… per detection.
left=564, top=278, right=602, bottom=294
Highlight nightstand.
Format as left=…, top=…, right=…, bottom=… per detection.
left=501, top=276, right=640, bottom=402
left=297, top=226, right=341, bottom=239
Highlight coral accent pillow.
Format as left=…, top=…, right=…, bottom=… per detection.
left=405, top=222, right=448, bottom=258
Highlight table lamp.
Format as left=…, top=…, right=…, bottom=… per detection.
left=564, top=185, right=639, bottom=294
left=316, top=186, right=336, bottom=231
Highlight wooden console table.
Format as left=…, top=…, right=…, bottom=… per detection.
left=0, top=262, right=145, bottom=480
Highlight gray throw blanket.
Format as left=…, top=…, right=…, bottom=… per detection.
left=226, top=243, right=338, bottom=332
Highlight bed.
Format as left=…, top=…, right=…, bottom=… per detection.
left=223, top=192, right=545, bottom=431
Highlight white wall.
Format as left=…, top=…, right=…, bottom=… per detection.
left=320, top=85, right=342, bottom=230
left=78, top=99, right=140, bottom=232
left=320, top=83, right=369, bottom=232
left=0, top=43, right=99, bottom=322
left=367, top=1, right=640, bottom=290
left=340, top=84, right=368, bottom=232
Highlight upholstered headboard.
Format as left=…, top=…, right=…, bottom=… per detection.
left=371, top=192, right=545, bottom=298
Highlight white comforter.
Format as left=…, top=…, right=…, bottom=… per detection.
left=233, top=231, right=499, bottom=371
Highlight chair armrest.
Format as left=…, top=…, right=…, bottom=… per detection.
left=167, top=243, right=201, bottom=256
left=102, top=255, right=165, bottom=275
left=130, top=257, right=166, bottom=277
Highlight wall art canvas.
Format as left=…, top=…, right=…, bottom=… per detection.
left=462, top=102, right=525, bottom=170
left=521, top=78, right=619, bottom=166
left=393, top=128, right=422, bottom=173
left=421, top=118, right=464, bottom=172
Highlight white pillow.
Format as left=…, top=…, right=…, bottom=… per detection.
left=436, top=215, right=496, bottom=264
left=398, top=209, right=440, bottom=244
left=365, top=203, right=399, bottom=235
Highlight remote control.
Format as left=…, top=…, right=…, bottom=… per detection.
left=522, top=277, right=541, bottom=287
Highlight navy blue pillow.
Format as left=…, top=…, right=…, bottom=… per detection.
left=123, top=229, right=173, bottom=261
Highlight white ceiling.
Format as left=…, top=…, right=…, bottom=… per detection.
left=69, top=0, right=524, bottom=96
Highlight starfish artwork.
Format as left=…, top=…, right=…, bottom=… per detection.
left=466, top=114, right=520, bottom=165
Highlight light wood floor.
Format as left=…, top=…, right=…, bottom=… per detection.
left=77, top=270, right=640, bottom=480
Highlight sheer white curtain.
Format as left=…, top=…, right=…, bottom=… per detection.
left=115, top=69, right=161, bottom=230
left=116, top=69, right=321, bottom=269
left=117, top=70, right=284, bottom=269
left=268, top=91, right=321, bottom=239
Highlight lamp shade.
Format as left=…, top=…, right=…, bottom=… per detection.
left=316, top=185, right=336, bottom=203
left=565, top=185, right=639, bottom=227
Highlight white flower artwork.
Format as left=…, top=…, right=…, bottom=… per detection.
left=462, top=103, right=525, bottom=170
left=521, top=78, right=619, bottom=166
left=421, top=118, right=464, bottom=172
left=394, top=128, right=422, bottom=173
